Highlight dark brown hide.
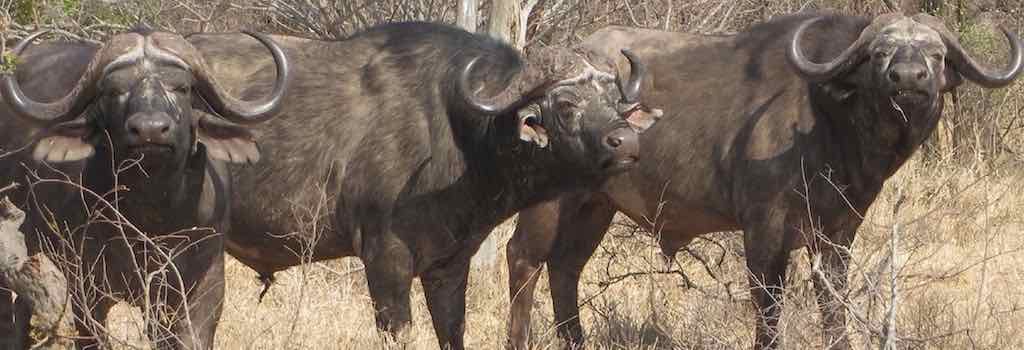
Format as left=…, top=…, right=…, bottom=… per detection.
left=506, top=12, right=1022, bottom=350
left=188, top=21, right=659, bottom=350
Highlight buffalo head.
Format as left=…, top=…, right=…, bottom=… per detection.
left=788, top=13, right=1022, bottom=111
left=460, top=47, right=663, bottom=174
left=1, top=27, right=289, bottom=168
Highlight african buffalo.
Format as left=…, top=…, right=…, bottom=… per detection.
left=0, top=27, right=289, bottom=349
left=505, top=12, right=1022, bottom=349
left=187, top=21, right=662, bottom=349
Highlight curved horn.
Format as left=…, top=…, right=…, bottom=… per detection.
left=617, top=49, right=645, bottom=103
left=458, top=55, right=549, bottom=115
left=944, top=27, right=1023, bottom=88
left=788, top=16, right=878, bottom=82
left=1, top=31, right=101, bottom=124
left=192, top=31, right=289, bottom=124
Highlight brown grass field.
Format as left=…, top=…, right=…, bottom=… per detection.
left=88, top=154, right=1024, bottom=349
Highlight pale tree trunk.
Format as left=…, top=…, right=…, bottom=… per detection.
left=517, top=0, right=541, bottom=49
left=473, top=0, right=531, bottom=269
left=456, top=0, right=478, bottom=32
left=0, top=191, right=72, bottom=349
left=486, top=0, right=520, bottom=45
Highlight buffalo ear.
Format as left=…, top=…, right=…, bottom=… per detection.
left=625, top=106, right=663, bottom=133
left=196, top=113, right=261, bottom=164
left=820, top=60, right=872, bottom=101
left=518, top=111, right=549, bottom=148
left=941, top=61, right=964, bottom=93
left=33, top=120, right=95, bottom=163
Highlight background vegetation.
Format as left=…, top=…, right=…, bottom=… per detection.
left=3, top=0, right=1024, bottom=348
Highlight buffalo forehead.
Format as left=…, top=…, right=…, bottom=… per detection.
left=106, top=32, right=145, bottom=54
left=102, top=63, right=191, bottom=90
left=873, top=18, right=943, bottom=49
left=145, top=34, right=192, bottom=69
left=101, top=34, right=146, bottom=75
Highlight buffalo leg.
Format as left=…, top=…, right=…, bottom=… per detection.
left=421, top=259, right=471, bottom=350
left=548, top=197, right=616, bottom=348
left=812, top=239, right=852, bottom=350
left=151, top=254, right=225, bottom=350
left=72, top=297, right=114, bottom=350
left=363, top=232, right=416, bottom=343
left=506, top=199, right=567, bottom=349
left=743, top=224, right=791, bottom=350
left=0, top=287, right=30, bottom=350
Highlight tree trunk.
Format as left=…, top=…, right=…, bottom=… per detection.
left=456, top=0, right=478, bottom=32
left=0, top=193, right=72, bottom=349
left=486, top=0, right=519, bottom=45
left=473, top=0, right=525, bottom=270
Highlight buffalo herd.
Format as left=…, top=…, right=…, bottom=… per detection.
left=0, top=9, right=1020, bottom=350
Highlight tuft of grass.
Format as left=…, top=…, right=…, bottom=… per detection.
left=1, top=51, right=19, bottom=74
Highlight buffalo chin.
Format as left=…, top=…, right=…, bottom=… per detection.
left=123, top=144, right=179, bottom=168
left=889, top=89, right=934, bottom=108
left=601, top=156, right=639, bottom=173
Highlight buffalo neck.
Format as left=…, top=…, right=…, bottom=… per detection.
left=816, top=86, right=943, bottom=194
left=436, top=114, right=604, bottom=238
left=82, top=146, right=204, bottom=233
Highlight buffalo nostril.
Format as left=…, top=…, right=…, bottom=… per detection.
left=606, top=136, right=624, bottom=148
left=888, top=71, right=901, bottom=83
left=160, top=125, right=170, bottom=134
left=916, top=70, right=927, bottom=80
left=129, top=126, right=142, bottom=136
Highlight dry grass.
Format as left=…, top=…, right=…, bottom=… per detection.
left=87, top=154, right=1024, bottom=349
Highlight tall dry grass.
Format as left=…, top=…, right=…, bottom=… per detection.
left=80, top=153, right=1024, bottom=349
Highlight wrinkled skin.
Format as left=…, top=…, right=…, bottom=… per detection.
left=188, top=21, right=661, bottom=350
left=506, top=12, right=1022, bottom=350
left=0, top=28, right=287, bottom=349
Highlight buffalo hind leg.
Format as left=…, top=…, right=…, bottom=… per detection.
left=422, top=259, right=471, bottom=350
left=363, top=233, right=416, bottom=345
left=0, top=287, right=30, bottom=350
left=812, top=239, right=852, bottom=350
left=548, top=196, right=616, bottom=348
left=743, top=224, right=792, bottom=350
left=507, top=197, right=582, bottom=349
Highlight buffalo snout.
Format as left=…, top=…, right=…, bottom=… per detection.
left=602, top=127, right=639, bottom=171
left=887, top=58, right=934, bottom=104
left=887, top=61, right=929, bottom=85
left=125, top=112, right=176, bottom=146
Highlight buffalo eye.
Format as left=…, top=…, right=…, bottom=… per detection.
left=104, top=87, right=126, bottom=97
left=873, top=51, right=888, bottom=60
left=171, top=85, right=190, bottom=94
left=555, top=99, right=578, bottom=111
left=930, top=53, right=944, bottom=61
left=524, top=113, right=541, bottom=126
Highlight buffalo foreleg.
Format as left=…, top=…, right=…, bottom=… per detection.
left=811, top=239, right=852, bottom=350
left=421, top=260, right=471, bottom=350
left=506, top=199, right=565, bottom=350
left=363, top=231, right=415, bottom=344
left=71, top=297, right=114, bottom=350
left=547, top=196, right=615, bottom=349
left=150, top=253, right=225, bottom=350
left=743, top=222, right=792, bottom=350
